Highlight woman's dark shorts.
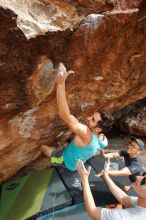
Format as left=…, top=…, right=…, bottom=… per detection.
left=50, top=148, right=66, bottom=168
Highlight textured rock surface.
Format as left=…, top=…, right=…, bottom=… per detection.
left=115, top=98, right=146, bottom=136
left=0, top=0, right=146, bottom=182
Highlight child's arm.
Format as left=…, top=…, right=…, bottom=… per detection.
left=108, top=167, right=132, bottom=176
left=102, top=151, right=120, bottom=158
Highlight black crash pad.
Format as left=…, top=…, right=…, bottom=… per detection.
left=56, top=164, right=122, bottom=206
left=87, top=155, right=136, bottom=196
left=0, top=168, right=72, bottom=220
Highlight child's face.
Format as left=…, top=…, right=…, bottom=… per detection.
left=126, top=141, right=141, bottom=155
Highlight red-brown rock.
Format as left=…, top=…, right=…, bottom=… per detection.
left=0, top=0, right=146, bottom=182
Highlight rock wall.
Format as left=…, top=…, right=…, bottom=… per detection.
left=0, top=0, right=146, bottom=182
left=115, top=98, right=146, bottom=136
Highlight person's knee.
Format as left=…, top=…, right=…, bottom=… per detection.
left=41, top=145, right=54, bottom=157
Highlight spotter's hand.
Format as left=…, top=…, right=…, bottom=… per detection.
left=103, top=158, right=111, bottom=177
left=95, top=171, right=103, bottom=178
left=104, top=158, right=111, bottom=171
left=77, top=159, right=91, bottom=179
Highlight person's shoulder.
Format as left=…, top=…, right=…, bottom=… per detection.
left=130, top=196, right=138, bottom=207
left=99, top=133, right=108, bottom=147
left=101, top=207, right=123, bottom=220
left=129, top=156, right=141, bottom=162
left=130, top=156, right=143, bottom=167
left=135, top=156, right=141, bottom=162
left=81, top=127, right=92, bottom=142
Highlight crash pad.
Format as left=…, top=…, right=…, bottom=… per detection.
left=0, top=168, right=72, bottom=220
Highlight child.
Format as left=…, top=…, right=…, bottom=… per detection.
left=102, top=137, right=145, bottom=191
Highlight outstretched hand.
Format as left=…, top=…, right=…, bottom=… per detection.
left=96, top=158, right=111, bottom=179
left=103, top=158, right=111, bottom=177
left=56, top=63, right=74, bottom=85
left=77, top=159, right=91, bottom=180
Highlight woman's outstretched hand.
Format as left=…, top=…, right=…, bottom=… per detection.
left=56, top=63, right=74, bottom=85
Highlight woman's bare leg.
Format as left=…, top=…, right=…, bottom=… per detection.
left=41, top=145, right=55, bottom=157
